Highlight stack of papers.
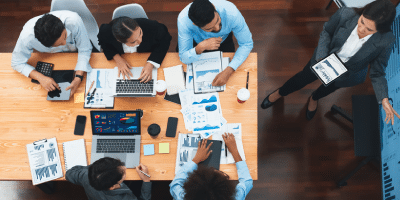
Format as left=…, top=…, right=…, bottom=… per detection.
left=212, top=123, right=246, bottom=164
left=179, top=90, right=227, bottom=138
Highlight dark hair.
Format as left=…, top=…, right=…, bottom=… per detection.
left=34, top=14, right=65, bottom=47
left=354, top=0, right=396, bottom=33
left=111, top=17, right=139, bottom=43
left=183, top=166, right=236, bottom=200
left=189, top=0, right=216, bottom=28
left=88, top=157, right=125, bottom=191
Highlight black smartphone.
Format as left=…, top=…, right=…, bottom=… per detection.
left=74, top=115, right=86, bottom=135
left=165, top=117, right=178, bottom=137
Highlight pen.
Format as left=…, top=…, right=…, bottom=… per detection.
left=225, top=144, right=228, bottom=157
left=87, top=88, right=96, bottom=104
left=139, top=169, right=151, bottom=178
left=246, top=72, right=249, bottom=89
left=86, top=81, right=95, bottom=97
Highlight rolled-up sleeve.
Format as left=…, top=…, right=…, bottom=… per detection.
left=11, top=34, right=35, bottom=77
left=169, top=161, right=197, bottom=200
left=228, top=11, right=253, bottom=71
left=235, top=161, right=253, bottom=199
left=69, top=13, right=92, bottom=72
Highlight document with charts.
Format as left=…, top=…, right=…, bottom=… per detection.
left=193, top=51, right=226, bottom=93
left=311, top=53, right=347, bottom=86
left=26, top=138, right=63, bottom=185
left=175, top=133, right=203, bottom=174
left=84, top=69, right=115, bottom=109
left=212, top=123, right=246, bottom=164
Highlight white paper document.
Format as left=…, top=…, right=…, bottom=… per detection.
left=175, top=133, right=203, bottom=174
left=193, top=51, right=226, bottom=93
left=26, top=138, right=63, bottom=185
left=85, top=69, right=115, bottom=108
left=212, top=123, right=246, bottom=164
left=163, top=65, right=186, bottom=95
left=311, top=53, right=347, bottom=85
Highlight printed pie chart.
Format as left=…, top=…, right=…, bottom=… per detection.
left=120, top=117, right=135, bottom=124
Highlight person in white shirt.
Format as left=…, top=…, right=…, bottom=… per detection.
left=11, top=11, right=93, bottom=96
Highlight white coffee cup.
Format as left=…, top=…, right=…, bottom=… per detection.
left=237, top=88, right=250, bottom=103
left=155, top=80, right=167, bottom=95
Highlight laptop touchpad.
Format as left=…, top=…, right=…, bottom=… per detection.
left=105, top=153, right=127, bottom=163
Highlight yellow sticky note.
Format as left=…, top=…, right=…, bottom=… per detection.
left=159, top=143, right=169, bottom=154
left=74, top=92, right=85, bottom=103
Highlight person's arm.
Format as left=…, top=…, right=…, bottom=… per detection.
left=65, top=166, right=87, bottom=187
left=370, top=37, right=400, bottom=125
left=11, top=32, right=35, bottom=78
left=68, top=12, right=92, bottom=73
left=98, top=24, right=121, bottom=61
left=227, top=8, right=253, bottom=71
left=135, top=163, right=152, bottom=200
left=147, top=22, right=172, bottom=67
left=177, top=16, right=202, bottom=64
left=315, top=7, right=347, bottom=61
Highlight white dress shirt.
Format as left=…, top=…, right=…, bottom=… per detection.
left=11, top=10, right=92, bottom=77
left=336, top=24, right=373, bottom=63
left=122, top=43, right=160, bottom=68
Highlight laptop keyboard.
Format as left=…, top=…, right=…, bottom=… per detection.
left=116, top=79, right=154, bottom=94
left=96, top=139, right=135, bottom=153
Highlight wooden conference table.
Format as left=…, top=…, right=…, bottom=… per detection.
left=0, top=52, right=257, bottom=181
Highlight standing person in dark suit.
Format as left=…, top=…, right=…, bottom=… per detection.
left=261, top=0, right=400, bottom=123
left=98, top=17, right=172, bottom=82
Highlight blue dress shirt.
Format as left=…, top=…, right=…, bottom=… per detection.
left=169, top=160, right=253, bottom=200
left=11, top=10, right=92, bottom=77
left=177, top=0, right=253, bottom=70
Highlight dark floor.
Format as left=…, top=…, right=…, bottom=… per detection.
left=0, top=0, right=386, bottom=199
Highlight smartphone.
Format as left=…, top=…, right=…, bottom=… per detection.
left=165, top=117, right=178, bottom=137
left=74, top=115, right=86, bottom=135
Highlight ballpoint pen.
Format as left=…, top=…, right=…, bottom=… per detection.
left=225, top=144, right=228, bottom=157
left=86, top=81, right=95, bottom=97
left=246, top=72, right=249, bottom=89
left=87, top=88, right=96, bottom=104
left=139, top=169, right=151, bottom=178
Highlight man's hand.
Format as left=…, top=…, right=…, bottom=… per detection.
left=135, top=163, right=151, bottom=182
left=114, top=54, right=133, bottom=80
left=222, top=133, right=242, bottom=163
left=38, top=75, right=60, bottom=92
left=192, top=139, right=213, bottom=164
left=66, top=77, right=81, bottom=97
left=196, top=37, right=222, bottom=54
left=212, top=67, right=234, bottom=86
left=382, top=98, right=400, bottom=125
left=138, top=62, right=154, bottom=83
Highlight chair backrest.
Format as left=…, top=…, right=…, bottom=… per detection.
left=334, top=0, right=375, bottom=8
left=112, top=4, right=148, bottom=20
left=50, top=0, right=100, bottom=51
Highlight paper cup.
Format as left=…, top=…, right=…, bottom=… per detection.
left=155, top=80, right=167, bottom=95
left=237, top=88, right=250, bottom=103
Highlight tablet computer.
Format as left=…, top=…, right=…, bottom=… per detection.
left=311, top=53, right=348, bottom=86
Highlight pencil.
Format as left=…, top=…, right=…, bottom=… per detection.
left=86, top=81, right=95, bottom=97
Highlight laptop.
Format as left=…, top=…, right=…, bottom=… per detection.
left=90, top=110, right=141, bottom=168
left=112, top=67, right=157, bottom=97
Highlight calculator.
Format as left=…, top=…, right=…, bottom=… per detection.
left=31, top=61, right=54, bottom=84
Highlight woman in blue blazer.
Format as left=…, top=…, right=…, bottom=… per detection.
left=261, top=0, right=399, bottom=123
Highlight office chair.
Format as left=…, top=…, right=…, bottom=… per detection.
left=50, top=0, right=101, bottom=52
left=329, top=95, right=381, bottom=187
left=112, top=3, right=148, bottom=20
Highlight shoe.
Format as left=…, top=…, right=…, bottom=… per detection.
left=261, top=89, right=279, bottom=109
left=306, top=95, right=318, bottom=120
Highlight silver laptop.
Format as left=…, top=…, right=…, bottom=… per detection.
left=112, top=67, right=157, bottom=97
left=90, top=110, right=141, bottom=168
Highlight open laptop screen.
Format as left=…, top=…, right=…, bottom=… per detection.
left=90, top=111, right=141, bottom=135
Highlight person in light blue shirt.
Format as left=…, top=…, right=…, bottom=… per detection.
left=170, top=133, right=253, bottom=200
left=178, top=0, right=253, bottom=86
left=11, top=11, right=92, bottom=96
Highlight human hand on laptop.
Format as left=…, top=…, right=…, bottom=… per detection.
left=192, top=139, right=213, bottom=164
left=114, top=54, right=133, bottom=80
left=139, top=62, right=153, bottom=83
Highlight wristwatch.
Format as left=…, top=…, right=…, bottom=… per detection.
left=75, top=74, right=84, bottom=81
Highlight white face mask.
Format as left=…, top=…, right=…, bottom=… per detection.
left=125, top=44, right=139, bottom=48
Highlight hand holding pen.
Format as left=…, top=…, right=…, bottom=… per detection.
left=135, top=163, right=151, bottom=182
left=222, top=133, right=242, bottom=163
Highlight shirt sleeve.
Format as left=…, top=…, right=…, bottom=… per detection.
left=146, top=22, right=171, bottom=65
left=234, top=161, right=253, bottom=200
left=177, top=18, right=202, bottom=64
left=11, top=32, right=35, bottom=77
left=228, top=10, right=253, bottom=70
left=65, top=166, right=87, bottom=187
left=169, top=161, right=198, bottom=200
left=67, top=13, right=92, bottom=72
left=139, top=182, right=152, bottom=200
left=147, top=60, right=160, bottom=69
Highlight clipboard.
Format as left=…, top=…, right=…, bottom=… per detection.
left=310, top=53, right=348, bottom=86
left=26, top=137, right=63, bottom=185
left=84, top=69, right=115, bottom=109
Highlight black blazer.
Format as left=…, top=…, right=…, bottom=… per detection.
left=313, top=7, right=395, bottom=102
left=98, top=18, right=172, bottom=65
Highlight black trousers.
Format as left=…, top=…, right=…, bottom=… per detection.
left=176, top=32, right=235, bottom=52
left=278, top=59, right=341, bottom=101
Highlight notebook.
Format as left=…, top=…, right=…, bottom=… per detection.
left=163, top=65, right=186, bottom=95
left=199, top=140, right=222, bottom=170
left=63, top=139, right=87, bottom=171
